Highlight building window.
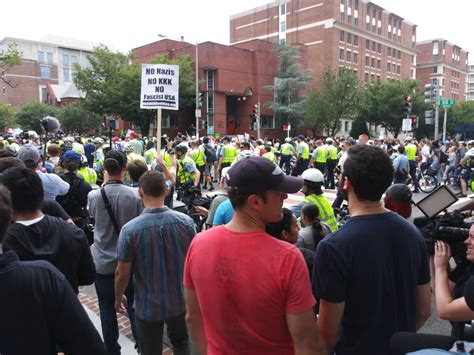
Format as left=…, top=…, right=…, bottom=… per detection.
left=353, top=53, right=358, bottom=63
left=387, top=62, right=391, bottom=72
left=371, top=74, right=375, bottom=82
left=83, top=57, right=91, bottom=68
left=280, top=21, right=286, bottom=32
left=40, top=66, right=51, bottom=79
left=37, top=51, right=44, bottom=63
left=364, top=73, right=369, bottom=82
left=371, top=41, right=376, bottom=52
left=347, top=33, right=352, bottom=44
left=433, top=54, right=438, bottom=62
left=377, top=59, right=381, bottom=69
left=341, top=11, right=345, bottom=21
left=344, top=121, right=349, bottom=132
left=46, top=52, right=53, bottom=64
left=355, top=0, right=359, bottom=8
left=432, top=66, right=438, bottom=73
left=280, top=3, right=286, bottom=15
left=371, top=58, right=375, bottom=68
left=162, top=114, right=178, bottom=128
left=339, top=49, right=344, bottom=60
left=387, top=47, right=391, bottom=57
left=377, top=43, right=382, bottom=53
left=366, top=39, right=370, bottom=50
left=71, top=55, right=77, bottom=65
left=353, top=35, right=358, bottom=46
left=397, top=50, right=401, bottom=60
left=354, top=17, right=358, bottom=26
left=63, top=54, right=69, bottom=65
left=365, top=56, right=369, bottom=66
left=397, top=65, right=400, bottom=74
left=63, top=68, right=70, bottom=81
left=346, top=50, right=351, bottom=62
left=340, top=31, right=345, bottom=42
left=261, top=116, right=275, bottom=129
left=347, top=15, right=352, bottom=24
left=206, top=70, right=215, bottom=91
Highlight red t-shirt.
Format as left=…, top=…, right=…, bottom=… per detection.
left=184, top=225, right=315, bottom=354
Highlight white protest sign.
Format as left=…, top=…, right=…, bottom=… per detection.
left=402, top=118, right=412, bottom=131
left=140, top=64, right=179, bottom=110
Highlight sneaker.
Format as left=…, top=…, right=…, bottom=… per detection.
left=209, top=186, right=215, bottom=191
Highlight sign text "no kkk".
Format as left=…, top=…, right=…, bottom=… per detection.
left=140, top=64, right=179, bottom=110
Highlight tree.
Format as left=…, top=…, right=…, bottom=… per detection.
left=74, top=45, right=196, bottom=136
left=0, top=43, right=21, bottom=88
left=265, top=43, right=311, bottom=132
left=58, top=103, right=102, bottom=134
left=358, top=79, right=424, bottom=138
left=15, top=102, right=57, bottom=133
left=449, top=101, right=474, bottom=129
left=350, top=116, right=369, bottom=138
left=304, top=67, right=360, bottom=136
left=0, top=103, right=15, bottom=131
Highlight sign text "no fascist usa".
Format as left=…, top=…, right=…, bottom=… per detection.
left=140, top=64, right=180, bottom=110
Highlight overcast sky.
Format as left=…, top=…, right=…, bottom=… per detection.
left=2, top=0, right=472, bottom=57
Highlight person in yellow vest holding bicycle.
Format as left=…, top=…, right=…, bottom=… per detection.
left=279, top=137, right=295, bottom=175
left=404, top=136, right=420, bottom=193
left=288, top=168, right=339, bottom=232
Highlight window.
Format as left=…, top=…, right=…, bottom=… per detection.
left=207, top=92, right=214, bottom=115
left=37, top=51, right=44, bottom=63
left=340, top=31, right=345, bottom=42
left=397, top=65, right=400, bottom=74
left=71, top=55, right=77, bottom=65
left=162, top=114, right=178, bottom=128
left=353, top=53, right=358, bottom=63
left=365, top=56, right=369, bottom=66
left=280, top=3, right=286, bottom=15
left=83, top=57, right=91, bottom=68
left=354, top=18, right=358, bottom=26
left=387, top=47, right=391, bottom=57
left=366, top=39, right=370, bottom=50
left=63, top=54, right=69, bottom=65
left=346, top=50, right=351, bottom=62
left=397, top=50, right=401, bottom=60
left=341, top=11, right=345, bottom=21
left=40, top=66, right=51, bottom=79
left=347, top=15, right=352, bottom=24
left=371, top=58, right=375, bottom=68
left=347, top=33, right=352, bottom=44
left=339, top=49, right=344, bottom=60
left=353, top=35, right=358, bottom=46
left=261, top=116, right=275, bottom=129
left=377, top=59, right=381, bottom=69
left=433, top=54, right=438, bottom=62
left=206, top=70, right=215, bottom=91
left=372, top=41, right=376, bottom=51
left=355, top=0, right=359, bottom=8
left=280, top=21, right=286, bottom=32
left=46, top=52, right=53, bottom=64
left=63, top=68, right=70, bottom=81
left=344, top=121, right=349, bottom=132
left=371, top=74, right=375, bottom=82
left=377, top=43, right=382, bottom=53
left=364, top=73, right=369, bottom=82
left=387, top=62, right=391, bottom=72
left=432, top=66, right=438, bottom=73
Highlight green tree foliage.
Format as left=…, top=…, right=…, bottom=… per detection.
left=58, top=103, right=102, bottom=134
left=350, top=116, right=369, bottom=138
left=449, top=101, right=474, bottom=129
left=358, top=79, right=424, bottom=138
left=0, top=43, right=21, bottom=87
left=265, top=43, right=311, bottom=131
left=0, top=103, right=16, bottom=131
left=74, top=45, right=196, bottom=137
left=304, top=67, right=360, bottom=136
left=15, top=102, right=57, bottom=132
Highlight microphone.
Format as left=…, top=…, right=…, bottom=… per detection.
left=40, top=116, right=61, bottom=133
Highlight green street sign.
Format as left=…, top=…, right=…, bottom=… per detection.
left=439, top=98, right=455, bottom=108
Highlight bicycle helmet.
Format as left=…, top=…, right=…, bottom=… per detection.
left=175, top=145, right=188, bottom=154
left=301, top=168, right=324, bottom=183
left=326, top=138, right=333, bottom=144
left=123, top=144, right=134, bottom=153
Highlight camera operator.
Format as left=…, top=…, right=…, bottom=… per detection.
left=433, top=224, right=474, bottom=337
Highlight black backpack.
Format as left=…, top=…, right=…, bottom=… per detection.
left=440, top=150, right=448, bottom=165
left=204, top=146, right=217, bottom=163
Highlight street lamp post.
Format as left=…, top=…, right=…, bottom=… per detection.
left=158, top=34, right=200, bottom=140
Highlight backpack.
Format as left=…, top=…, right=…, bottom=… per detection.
left=440, top=150, right=448, bottom=165
left=204, top=145, right=217, bottom=163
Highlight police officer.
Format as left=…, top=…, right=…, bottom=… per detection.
left=279, top=137, right=295, bottom=175
left=288, top=168, right=338, bottom=232
left=175, top=145, right=200, bottom=187
left=190, top=140, right=206, bottom=186
left=326, top=138, right=339, bottom=189
left=292, top=135, right=310, bottom=177
left=404, top=136, right=419, bottom=193
left=311, top=140, right=327, bottom=177
left=262, top=145, right=276, bottom=163
left=218, top=136, right=237, bottom=172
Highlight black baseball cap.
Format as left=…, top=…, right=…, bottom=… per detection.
left=385, top=184, right=412, bottom=203
left=104, top=149, right=127, bottom=170
left=226, top=156, right=303, bottom=195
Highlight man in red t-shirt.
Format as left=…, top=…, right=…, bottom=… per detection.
left=184, top=156, right=327, bottom=354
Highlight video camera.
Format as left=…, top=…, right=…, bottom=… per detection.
left=414, top=185, right=471, bottom=268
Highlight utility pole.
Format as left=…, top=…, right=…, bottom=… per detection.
left=442, top=106, right=448, bottom=142
left=257, top=101, right=261, bottom=140
left=434, top=80, right=440, bottom=139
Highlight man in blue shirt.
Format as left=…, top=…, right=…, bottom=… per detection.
left=393, top=145, right=410, bottom=184
left=313, top=144, right=431, bottom=355
left=115, top=170, right=196, bottom=354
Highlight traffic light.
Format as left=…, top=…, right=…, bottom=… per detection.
left=404, top=95, right=412, bottom=116
left=198, top=92, right=204, bottom=107
left=250, top=103, right=260, bottom=130
left=411, top=116, right=419, bottom=128
left=424, top=81, right=438, bottom=105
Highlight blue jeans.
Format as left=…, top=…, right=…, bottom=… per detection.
left=95, top=273, right=138, bottom=355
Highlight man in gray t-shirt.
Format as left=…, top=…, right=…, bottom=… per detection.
left=88, top=149, right=143, bottom=354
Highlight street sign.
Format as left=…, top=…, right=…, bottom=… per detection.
left=402, top=118, right=412, bottom=131
left=195, top=109, right=201, bottom=118
left=282, top=124, right=291, bottom=131
left=439, top=98, right=455, bottom=108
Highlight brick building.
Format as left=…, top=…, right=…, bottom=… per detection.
left=133, top=39, right=284, bottom=138
left=230, top=0, right=418, bottom=87
left=466, top=63, right=474, bottom=102
left=0, top=36, right=95, bottom=108
left=416, top=39, right=469, bottom=103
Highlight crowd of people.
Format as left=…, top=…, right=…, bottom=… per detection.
left=0, top=128, right=473, bottom=355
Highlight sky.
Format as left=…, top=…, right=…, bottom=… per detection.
left=1, top=0, right=473, bottom=57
